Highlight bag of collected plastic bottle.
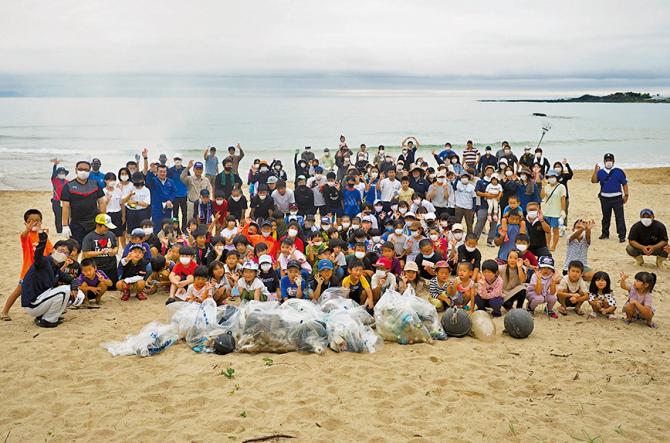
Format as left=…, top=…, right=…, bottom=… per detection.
left=320, top=296, right=374, bottom=326
left=184, top=299, right=221, bottom=351
left=288, top=318, right=328, bottom=354
left=102, top=321, right=179, bottom=357
left=237, top=301, right=297, bottom=353
left=374, top=289, right=434, bottom=344
left=216, top=304, right=246, bottom=342
left=317, top=287, right=351, bottom=304
left=281, top=298, right=324, bottom=321
left=167, top=301, right=202, bottom=338
left=470, top=310, right=497, bottom=342
left=325, top=308, right=382, bottom=353
left=408, top=295, right=447, bottom=340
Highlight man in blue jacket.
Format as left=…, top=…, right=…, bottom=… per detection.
left=142, top=149, right=176, bottom=232
left=168, top=153, right=189, bottom=230
left=21, top=230, right=80, bottom=328
left=591, top=152, right=629, bottom=242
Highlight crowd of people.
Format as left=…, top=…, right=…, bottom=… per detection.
left=3, top=136, right=666, bottom=329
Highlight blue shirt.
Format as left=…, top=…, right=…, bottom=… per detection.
left=364, top=179, right=380, bottom=204
left=596, top=168, right=627, bottom=195
left=280, top=275, right=308, bottom=299
left=436, top=149, right=454, bottom=164
left=496, top=222, right=521, bottom=261
left=342, top=187, right=362, bottom=217
left=146, top=171, right=176, bottom=209
left=475, top=178, right=490, bottom=210
left=167, top=166, right=188, bottom=198
left=205, top=154, right=219, bottom=176
left=89, top=171, right=106, bottom=189
left=516, top=182, right=541, bottom=210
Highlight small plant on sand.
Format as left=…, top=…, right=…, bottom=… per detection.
left=240, top=410, right=247, bottom=418
left=263, top=357, right=274, bottom=366
left=569, top=430, right=603, bottom=443
left=220, top=367, right=235, bottom=379
left=509, top=422, right=518, bottom=436
left=614, top=424, right=624, bottom=436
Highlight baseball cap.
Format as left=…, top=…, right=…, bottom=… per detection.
left=94, top=213, right=116, bottom=229
left=361, top=215, right=375, bottom=224
left=485, top=145, right=492, bottom=151
left=452, top=223, right=464, bottom=232
left=242, top=261, right=259, bottom=271
left=173, top=153, right=183, bottom=159
left=403, top=261, right=419, bottom=272
left=91, top=158, right=101, bottom=165
left=297, top=175, right=306, bottom=181
left=314, top=166, right=324, bottom=173
left=640, top=208, right=654, bottom=217
left=604, top=153, right=615, bottom=161
left=546, top=169, right=559, bottom=177
left=317, top=259, right=334, bottom=271
left=130, top=228, right=145, bottom=237
left=374, top=257, right=392, bottom=270
left=286, top=260, right=301, bottom=270
left=259, top=254, right=273, bottom=265
left=435, top=260, right=450, bottom=269
left=320, top=216, right=331, bottom=225
left=128, top=243, right=145, bottom=252
left=404, top=212, right=417, bottom=219
left=267, top=176, right=278, bottom=184
left=538, top=256, right=555, bottom=269
left=194, top=161, right=204, bottom=169
left=260, top=219, right=273, bottom=228
left=425, top=212, right=436, bottom=221
left=200, top=189, right=210, bottom=197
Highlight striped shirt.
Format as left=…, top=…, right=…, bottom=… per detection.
left=462, top=148, right=479, bottom=167
left=429, top=277, right=450, bottom=299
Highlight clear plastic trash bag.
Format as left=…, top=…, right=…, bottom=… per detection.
left=317, top=287, right=351, bottom=305
left=325, top=308, right=382, bottom=353
left=320, top=295, right=374, bottom=326
left=216, top=304, right=246, bottom=343
left=374, top=289, right=446, bottom=344
left=470, top=310, right=497, bottom=342
left=102, top=321, right=179, bottom=357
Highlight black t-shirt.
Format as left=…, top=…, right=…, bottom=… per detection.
left=324, top=184, right=342, bottom=209
left=119, top=258, right=148, bottom=279
left=526, top=220, right=548, bottom=250
left=228, top=195, right=248, bottom=221
left=194, top=244, right=211, bottom=265
left=309, top=274, right=342, bottom=292
left=456, top=245, right=481, bottom=270
left=258, top=271, right=279, bottom=294
left=61, top=179, right=104, bottom=227
left=414, top=252, right=443, bottom=279
left=82, top=231, right=118, bottom=273
left=628, top=220, right=668, bottom=246
left=251, top=195, right=275, bottom=219
left=145, top=234, right=162, bottom=253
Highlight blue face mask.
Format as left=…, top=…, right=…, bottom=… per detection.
left=385, top=226, right=393, bottom=232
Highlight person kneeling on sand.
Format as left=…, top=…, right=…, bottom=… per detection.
left=21, top=229, right=81, bottom=328
left=556, top=261, right=589, bottom=316
left=625, top=209, right=668, bottom=267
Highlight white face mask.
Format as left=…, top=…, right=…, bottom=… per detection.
left=57, top=173, right=67, bottom=180
left=51, top=251, right=68, bottom=264
left=260, top=263, right=272, bottom=272
left=315, top=174, right=323, bottom=180
left=179, top=257, right=191, bottom=265
left=411, top=230, right=420, bottom=237
left=120, top=174, right=129, bottom=181
left=640, top=218, right=653, bottom=227
left=604, top=161, right=614, bottom=169
left=313, top=241, right=322, bottom=247
left=288, top=228, right=298, bottom=237
left=375, top=205, right=383, bottom=212
left=258, top=194, right=266, bottom=200
left=321, top=224, right=330, bottom=231
left=375, top=269, right=386, bottom=279
left=107, top=181, right=117, bottom=188
left=520, top=174, right=527, bottom=181
left=527, top=210, right=538, bottom=219
left=215, top=199, right=224, bottom=205
left=77, top=170, right=90, bottom=180
left=262, top=230, right=272, bottom=237
left=460, top=178, right=469, bottom=185
left=505, top=170, right=513, bottom=177
left=341, top=222, right=350, bottom=229
left=372, top=236, right=381, bottom=243
left=548, top=177, right=557, bottom=185
left=399, top=208, right=407, bottom=214
left=355, top=251, right=365, bottom=259
left=394, top=228, right=403, bottom=235
left=430, top=234, right=439, bottom=241
left=290, top=211, right=298, bottom=215
left=142, top=227, right=153, bottom=235
left=413, top=199, right=421, bottom=205
left=232, top=195, right=241, bottom=201
left=260, top=167, right=268, bottom=173
left=465, top=246, right=476, bottom=253
left=370, top=172, right=378, bottom=179
left=535, top=154, right=541, bottom=159
left=351, top=224, right=360, bottom=230
left=453, top=232, right=463, bottom=240
left=174, top=160, right=182, bottom=167
left=517, top=244, right=528, bottom=252
left=451, top=158, right=458, bottom=164
left=437, top=178, right=445, bottom=183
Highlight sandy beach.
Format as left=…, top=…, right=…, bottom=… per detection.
left=1, top=168, right=669, bottom=442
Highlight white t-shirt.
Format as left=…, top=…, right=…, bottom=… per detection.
left=557, top=275, right=588, bottom=294
left=126, top=186, right=151, bottom=210
left=237, top=277, right=270, bottom=299
left=542, top=183, right=566, bottom=218
left=271, top=189, right=295, bottom=214
left=306, top=176, right=327, bottom=207
left=104, top=186, right=124, bottom=213
left=378, top=178, right=401, bottom=201
left=371, top=272, right=397, bottom=292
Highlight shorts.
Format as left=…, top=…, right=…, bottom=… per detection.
left=108, top=211, right=125, bottom=237
left=544, top=216, right=560, bottom=228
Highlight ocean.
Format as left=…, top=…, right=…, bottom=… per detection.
left=1, top=95, right=669, bottom=190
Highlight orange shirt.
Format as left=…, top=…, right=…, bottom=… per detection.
left=20, top=231, right=53, bottom=278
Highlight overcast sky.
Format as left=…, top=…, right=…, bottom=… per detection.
left=1, top=0, right=669, bottom=85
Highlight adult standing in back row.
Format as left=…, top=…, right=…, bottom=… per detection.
left=203, top=147, right=219, bottom=188
left=61, top=160, right=107, bottom=246
left=591, top=153, right=628, bottom=243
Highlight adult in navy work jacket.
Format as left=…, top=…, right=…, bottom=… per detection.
left=591, top=152, right=629, bottom=242
left=142, top=149, right=176, bottom=233
left=167, top=153, right=189, bottom=230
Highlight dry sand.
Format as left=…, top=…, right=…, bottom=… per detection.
left=1, top=169, right=669, bottom=442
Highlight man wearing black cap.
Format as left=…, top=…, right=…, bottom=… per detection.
left=626, top=209, right=668, bottom=267
left=89, top=158, right=106, bottom=189
left=409, top=166, right=430, bottom=198
left=61, top=160, right=107, bottom=245
left=591, top=153, right=629, bottom=242
left=50, top=158, right=69, bottom=233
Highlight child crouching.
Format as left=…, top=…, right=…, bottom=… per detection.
left=475, top=260, right=504, bottom=317
left=526, top=256, right=559, bottom=318
left=588, top=271, right=616, bottom=319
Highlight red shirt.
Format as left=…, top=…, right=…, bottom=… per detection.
left=212, top=200, right=228, bottom=225
left=171, top=260, right=197, bottom=280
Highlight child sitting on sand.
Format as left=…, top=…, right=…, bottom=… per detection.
left=398, top=261, right=424, bottom=296
left=621, top=271, right=657, bottom=328
left=145, top=255, right=170, bottom=295
left=237, top=261, right=270, bottom=301
left=588, top=271, right=616, bottom=319
left=280, top=260, right=309, bottom=301
left=167, top=246, right=196, bottom=304
left=526, top=256, right=559, bottom=318
left=475, top=259, right=504, bottom=317
left=78, top=258, right=113, bottom=304
left=447, top=261, right=475, bottom=310
left=183, top=266, right=214, bottom=303
left=342, top=260, right=374, bottom=310
left=428, top=260, right=451, bottom=310
left=556, top=261, right=589, bottom=316
left=116, top=245, right=149, bottom=301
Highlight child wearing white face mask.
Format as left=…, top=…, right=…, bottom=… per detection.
left=371, top=257, right=397, bottom=299
left=166, top=246, right=196, bottom=303
left=562, top=219, right=594, bottom=279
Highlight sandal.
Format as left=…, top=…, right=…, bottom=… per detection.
left=1, top=314, right=11, bottom=321
left=647, top=322, right=658, bottom=329
left=548, top=310, right=558, bottom=319
left=558, top=306, right=568, bottom=316
left=574, top=308, right=584, bottom=316
left=136, top=292, right=148, bottom=301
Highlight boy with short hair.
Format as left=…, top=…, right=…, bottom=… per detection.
left=342, top=260, right=374, bottom=310
left=457, top=233, right=482, bottom=282
left=183, top=265, right=214, bottom=303
left=556, top=260, right=589, bottom=315
left=280, top=260, right=308, bottom=300
left=414, top=238, right=442, bottom=280
left=167, top=246, right=197, bottom=303
left=116, top=244, right=150, bottom=301
left=78, top=257, right=113, bottom=304
left=145, top=255, right=170, bottom=295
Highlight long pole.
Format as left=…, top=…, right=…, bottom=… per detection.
left=536, top=129, right=547, bottom=150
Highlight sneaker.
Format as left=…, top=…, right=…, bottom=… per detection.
left=618, top=238, right=626, bottom=243
left=120, top=286, right=130, bottom=301
left=136, top=292, right=148, bottom=301
left=598, top=234, right=609, bottom=240
left=547, top=310, right=558, bottom=319
left=634, top=256, right=644, bottom=266
left=34, top=317, right=59, bottom=328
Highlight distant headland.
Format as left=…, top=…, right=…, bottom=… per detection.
left=480, top=92, right=670, bottom=103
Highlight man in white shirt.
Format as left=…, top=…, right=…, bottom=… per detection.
left=306, top=166, right=327, bottom=215
left=271, top=180, right=295, bottom=216
left=376, top=169, right=401, bottom=210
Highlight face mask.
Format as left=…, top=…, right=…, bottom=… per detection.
left=436, top=178, right=445, bottom=184
left=640, top=218, right=653, bottom=227
left=142, top=228, right=153, bottom=236
left=372, top=236, right=381, bottom=243
left=174, top=160, right=182, bottom=167
left=355, top=251, right=365, bottom=259
left=341, top=222, right=350, bottom=229
left=548, top=177, right=557, bottom=185
left=179, top=257, right=191, bottom=265
left=288, top=228, right=298, bottom=237
left=460, top=178, right=469, bottom=185
left=527, top=210, right=538, bottom=219
left=77, top=170, right=90, bottom=180
left=451, top=158, right=458, bottom=164
left=394, top=228, right=403, bottom=235
left=604, top=161, right=614, bottom=169
left=554, top=167, right=562, bottom=173
left=107, top=181, right=117, bottom=188
left=51, top=251, right=68, bottom=264
left=413, top=199, right=421, bottom=205
left=453, top=232, right=463, bottom=240
left=260, top=263, right=272, bottom=272
left=517, top=244, right=528, bottom=252
left=505, top=170, right=513, bottom=177
left=260, top=230, right=271, bottom=237
left=232, top=195, right=241, bottom=201
left=258, top=194, right=266, bottom=200
left=373, top=205, right=383, bottom=213
left=410, top=230, right=419, bottom=237
left=440, top=222, right=449, bottom=228
left=260, top=167, right=268, bottom=173
left=290, top=211, right=298, bottom=216
left=375, top=270, right=386, bottom=279
left=275, top=165, right=281, bottom=170
left=119, top=174, right=129, bottom=182
left=465, top=246, right=476, bottom=253
left=57, top=173, right=67, bottom=180
left=399, top=208, right=407, bottom=214
left=520, top=175, right=527, bottom=181
left=351, top=224, right=360, bottom=230
left=430, top=234, right=439, bottom=241
left=535, top=154, right=541, bottom=159
left=370, top=172, right=378, bottom=179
